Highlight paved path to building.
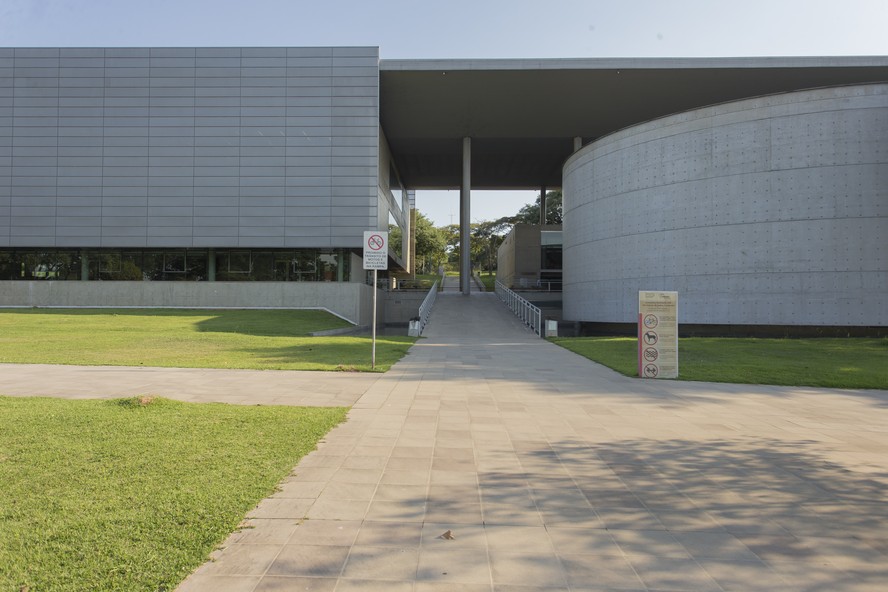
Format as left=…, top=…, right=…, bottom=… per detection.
left=441, top=273, right=462, bottom=292
left=4, top=292, right=888, bottom=591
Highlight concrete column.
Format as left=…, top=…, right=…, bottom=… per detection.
left=573, top=136, right=583, bottom=152
left=80, top=253, right=89, bottom=281
left=408, top=208, right=417, bottom=276
left=460, top=137, right=471, bottom=295
left=539, top=186, right=547, bottom=225
left=207, top=249, right=216, bottom=282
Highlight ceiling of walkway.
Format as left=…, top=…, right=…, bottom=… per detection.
left=378, top=57, right=888, bottom=189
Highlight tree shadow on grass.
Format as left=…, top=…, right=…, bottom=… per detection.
left=236, top=338, right=414, bottom=371
left=196, top=310, right=352, bottom=337
left=0, top=307, right=352, bottom=338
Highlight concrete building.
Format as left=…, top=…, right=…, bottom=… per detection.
left=0, top=46, right=408, bottom=325
left=563, top=84, right=888, bottom=332
left=1, top=49, right=887, bottom=332
left=496, top=224, right=562, bottom=290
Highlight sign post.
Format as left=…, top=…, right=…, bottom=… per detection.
left=638, top=291, right=678, bottom=379
left=363, top=231, right=388, bottom=369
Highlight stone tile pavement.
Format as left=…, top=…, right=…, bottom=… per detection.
left=0, top=363, right=376, bottom=407
left=3, top=292, right=887, bottom=591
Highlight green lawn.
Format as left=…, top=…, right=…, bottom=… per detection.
left=396, top=274, right=441, bottom=290
left=0, top=395, right=347, bottom=592
left=552, top=336, right=888, bottom=390
left=415, top=273, right=444, bottom=287
left=0, top=309, right=414, bottom=372
left=477, top=272, right=496, bottom=291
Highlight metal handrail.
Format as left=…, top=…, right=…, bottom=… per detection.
left=495, top=280, right=543, bottom=337
left=417, top=280, right=438, bottom=335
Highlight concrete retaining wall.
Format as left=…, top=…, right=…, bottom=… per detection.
left=0, top=281, right=382, bottom=327
left=563, top=84, right=888, bottom=327
left=384, top=290, right=429, bottom=325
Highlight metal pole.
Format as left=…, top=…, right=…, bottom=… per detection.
left=460, top=137, right=471, bottom=295
left=371, top=268, right=377, bottom=369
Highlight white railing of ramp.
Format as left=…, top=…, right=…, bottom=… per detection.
left=495, top=280, right=543, bottom=337
left=417, top=280, right=439, bottom=335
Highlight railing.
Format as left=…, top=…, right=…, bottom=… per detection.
left=417, top=280, right=439, bottom=335
left=495, top=281, right=543, bottom=337
left=516, top=278, right=562, bottom=292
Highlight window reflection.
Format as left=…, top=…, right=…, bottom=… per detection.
left=0, top=249, right=350, bottom=282
left=2, top=251, right=82, bottom=280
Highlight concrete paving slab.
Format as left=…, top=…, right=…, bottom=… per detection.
left=0, top=363, right=378, bottom=406
left=3, top=291, right=888, bottom=590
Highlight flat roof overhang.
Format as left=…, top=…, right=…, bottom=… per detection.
left=379, top=56, right=888, bottom=189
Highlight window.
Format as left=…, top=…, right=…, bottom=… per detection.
left=0, top=248, right=349, bottom=282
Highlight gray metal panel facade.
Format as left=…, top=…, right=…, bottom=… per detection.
left=563, top=84, right=888, bottom=327
left=0, top=46, right=380, bottom=249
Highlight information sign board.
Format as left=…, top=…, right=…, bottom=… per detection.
left=363, top=231, right=388, bottom=270
left=638, top=291, right=678, bottom=379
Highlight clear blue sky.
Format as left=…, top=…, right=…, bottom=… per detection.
left=3, top=0, right=886, bottom=225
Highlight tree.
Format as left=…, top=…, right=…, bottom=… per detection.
left=433, top=190, right=563, bottom=275
left=388, top=223, right=403, bottom=259
left=513, top=190, right=563, bottom=225
left=472, top=219, right=510, bottom=273
left=413, top=212, right=447, bottom=273
left=441, top=223, right=461, bottom=269
left=441, top=222, right=488, bottom=271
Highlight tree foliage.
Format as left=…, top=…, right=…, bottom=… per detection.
left=513, top=190, right=563, bottom=225
left=388, top=212, right=448, bottom=273
left=420, top=190, right=563, bottom=273
left=413, top=212, right=447, bottom=273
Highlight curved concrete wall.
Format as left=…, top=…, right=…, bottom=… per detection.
left=563, top=84, right=888, bottom=326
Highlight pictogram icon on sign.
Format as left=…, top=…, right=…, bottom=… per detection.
left=638, top=290, right=678, bottom=380
left=367, top=234, right=385, bottom=250
left=363, top=230, right=388, bottom=270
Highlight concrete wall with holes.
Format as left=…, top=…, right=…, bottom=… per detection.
left=563, top=84, right=888, bottom=326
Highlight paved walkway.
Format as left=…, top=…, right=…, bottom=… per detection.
left=0, top=363, right=376, bottom=407
left=441, top=273, right=461, bottom=292
left=4, top=293, right=888, bottom=591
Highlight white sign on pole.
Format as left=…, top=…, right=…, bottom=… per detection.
left=363, top=231, right=389, bottom=270
left=638, top=291, right=679, bottom=379
left=363, top=230, right=388, bottom=369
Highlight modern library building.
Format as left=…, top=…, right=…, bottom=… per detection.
left=1, top=47, right=886, bottom=330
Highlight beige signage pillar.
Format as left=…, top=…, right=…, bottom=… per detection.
left=638, top=291, right=679, bottom=379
